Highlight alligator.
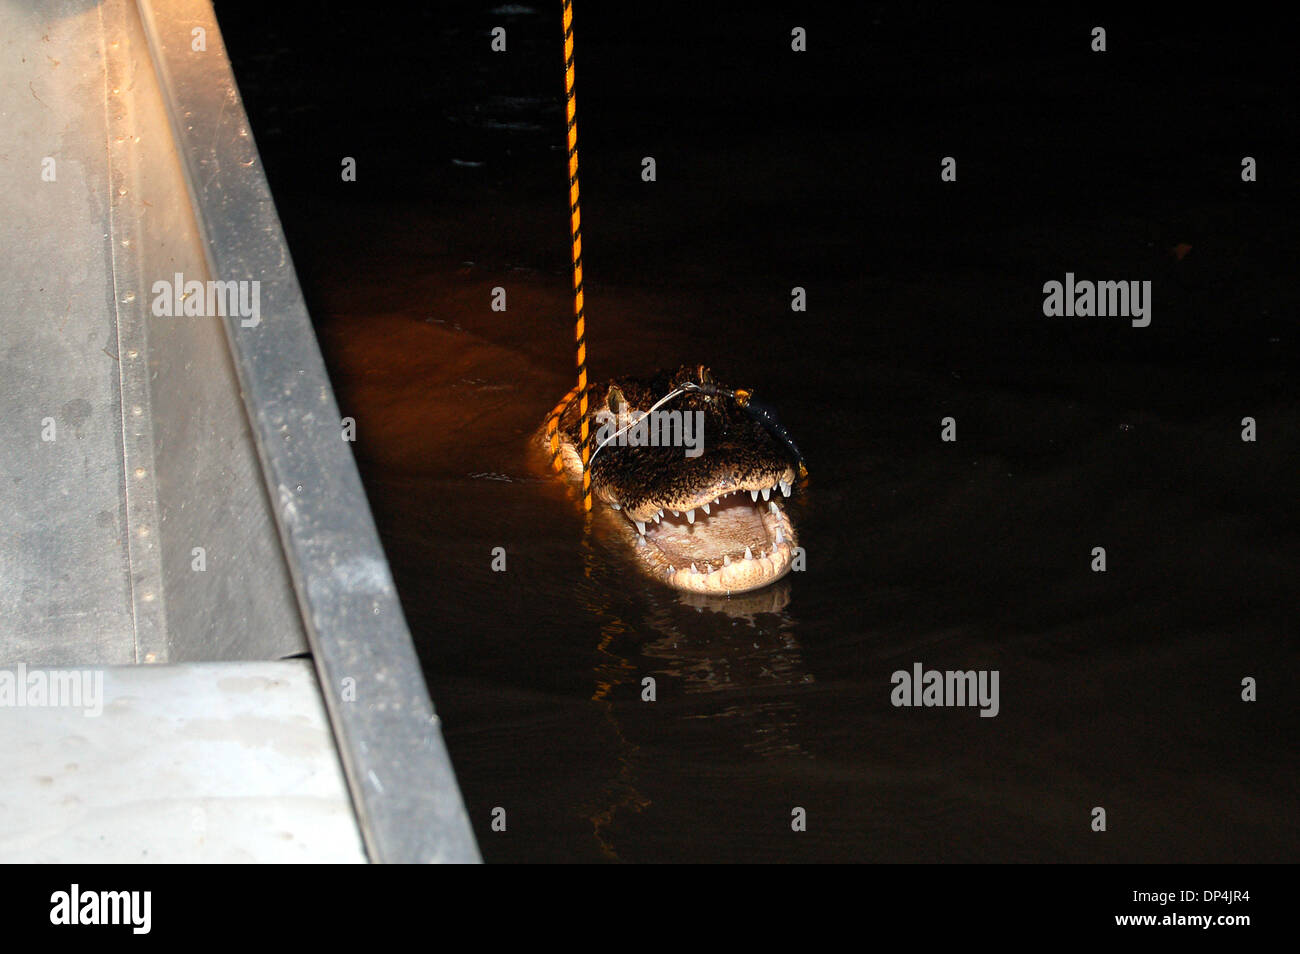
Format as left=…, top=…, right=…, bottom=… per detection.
left=541, top=366, right=804, bottom=595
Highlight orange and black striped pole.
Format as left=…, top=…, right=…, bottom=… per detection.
left=562, top=0, right=592, bottom=511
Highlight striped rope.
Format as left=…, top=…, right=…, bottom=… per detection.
left=545, top=385, right=579, bottom=473
left=562, top=0, right=592, bottom=511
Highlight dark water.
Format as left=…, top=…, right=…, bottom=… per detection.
left=219, top=4, right=1298, bottom=861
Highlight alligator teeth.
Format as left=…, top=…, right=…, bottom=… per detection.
left=750, top=490, right=759, bottom=502
left=653, top=512, right=661, bottom=523
left=780, top=480, right=791, bottom=497
left=701, top=503, right=710, bottom=515
left=686, top=509, right=695, bottom=524
left=672, top=510, right=680, bottom=517
left=690, top=562, right=698, bottom=574
left=744, top=546, right=753, bottom=560
left=761, top=487, right=771, bottom=501
left=723, top=554, right=731, bottom=566
left=775, top=528, right=785, bottom=544
left=769, top=501, right=779, bottom=513
left=610, top=502, right=621, bottom=510
left=635, top=520, right=646, bottom=535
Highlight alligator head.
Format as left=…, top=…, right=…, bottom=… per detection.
left=542, top=366, right=803, bottom=595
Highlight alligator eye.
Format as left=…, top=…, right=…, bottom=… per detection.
left=608, top=385, right=626, bottom=415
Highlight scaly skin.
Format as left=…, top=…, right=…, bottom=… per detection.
left=541, top=366, right=802, bottom=595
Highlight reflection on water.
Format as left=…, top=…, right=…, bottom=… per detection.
left=642, top=582, right=814, bottom=761
left=569, top=502, right=815, bottom=857
left=304, top=259, right=1297, bottom=863
left=583, top=624, right=650, bottom=861
left=574, top=516, right=650, bottom=860
left=228, top=2, right=1299, bottom=862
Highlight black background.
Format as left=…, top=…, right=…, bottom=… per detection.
left=206, top=0, right=1297, bottom=865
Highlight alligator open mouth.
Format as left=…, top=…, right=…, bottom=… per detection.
left=541, top=366, right=803, bottom=595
